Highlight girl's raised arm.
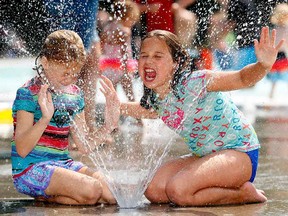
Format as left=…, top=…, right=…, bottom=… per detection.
left=207, top=27, right=284, bottom=92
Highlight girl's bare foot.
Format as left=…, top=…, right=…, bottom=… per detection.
left=240, top=182, right=267, bottom=204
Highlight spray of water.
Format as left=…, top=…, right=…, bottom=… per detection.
left=68, top=109, right=171, bottom=208
left=0, top=24, right=31, bottom=58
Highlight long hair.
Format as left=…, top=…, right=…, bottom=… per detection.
left=139, top=30, right=191, bottom=110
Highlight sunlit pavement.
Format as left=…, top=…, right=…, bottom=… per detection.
left=1, top=58, right=288, bottom=215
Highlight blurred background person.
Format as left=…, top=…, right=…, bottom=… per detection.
left=267, top=3, right=288, bottom=98
left=97, top=0, right=144, bottom=144
left=176, top=0, right=223, bottom=70
left=134, top=0, right=174, bottom=35
left=99, top=0, right=140, bottom=103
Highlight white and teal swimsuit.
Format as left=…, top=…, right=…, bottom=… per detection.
left=149, top=70, right=260, bottom=157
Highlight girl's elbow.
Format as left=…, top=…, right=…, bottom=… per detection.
left=16, top=147, right=28, bottom=158
left=15, top=141, right=28, bottom=158
left=143, top=109, right=158, bottom=119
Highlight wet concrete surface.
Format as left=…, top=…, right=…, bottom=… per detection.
left=0, top=199, right=276, bottom=216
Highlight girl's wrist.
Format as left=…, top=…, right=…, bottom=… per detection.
left=257, top=61, right=271, bottom=72
left=39, top=117, right=51, bottom=125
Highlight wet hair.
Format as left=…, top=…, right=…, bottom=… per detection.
left=39, top=30, right=86, bottom=64
left=112, top=0, right=140, bottom=24
left=139, top=30, right=191, bottom=110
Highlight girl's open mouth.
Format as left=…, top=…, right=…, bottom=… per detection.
left=144, top=68, right=156, bottom=82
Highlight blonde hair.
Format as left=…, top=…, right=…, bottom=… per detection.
left=40, top=30, right=86, bottom=64
left=271, top=3, right=288, bottom=26
left=112, top=0, right=140, bottom=23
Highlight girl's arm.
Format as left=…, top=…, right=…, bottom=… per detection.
left=70, top=110, right=119, bottom=154
left=70, top=111, right=113, bottom=153
left=14, top=85, right=54, bottom=158
left=120, top=102, right=158, bottom=119
left=70, top=111, right=90, bottom=154
left=101, top=75, right=158, bottom=119
left=207, top=27, right=284, bottom=92
left=99, top=75, right=121, bottom=131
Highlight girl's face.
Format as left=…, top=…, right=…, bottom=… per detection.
left=42, top=57, right=82, bottom=91
left=138, top=37, right=175, bottom=97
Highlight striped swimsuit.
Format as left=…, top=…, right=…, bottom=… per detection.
left=11, top=77, right=85, bottom=197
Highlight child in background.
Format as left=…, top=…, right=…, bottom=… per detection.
left=11, top=30, right=120, bottom=205
left=267, top=3, right=288, bottom=98
left=99, top=0, right=140, bottom=102
left=120, top=27, right=283, bottom=206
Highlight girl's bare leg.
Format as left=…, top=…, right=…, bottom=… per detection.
left=81, top=167, right=116, bottom=204
left=145, top=155, right=198, bottom=203
left=146, top=150, right=267, bottom=206
left=43, top=167, right=103, bottom=205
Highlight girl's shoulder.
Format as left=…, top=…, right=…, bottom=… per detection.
left=13, top=77, right=39, bottom=113
left=179, top=69, right=210, bottom=85
left=177, top=69, right=211, bottom=98
left=17, top=77, right=41, bottom=96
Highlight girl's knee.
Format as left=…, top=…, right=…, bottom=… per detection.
left=166, top=179, right=195, bottom=206
left=145, top=181, right=167, bottom=203
left=79, top=180, right=103, bottom=204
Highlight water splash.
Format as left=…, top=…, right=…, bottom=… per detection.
left=67, top=71, right=214, bottom=208
left=0, top=24, right=31, bottom=58
left=86, top=117, right=174, bottom=208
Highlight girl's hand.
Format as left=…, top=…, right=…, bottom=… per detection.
left=254, top=27, right=284, bottom=70
left=99, top=75, right=120, bottom=132
left=38, top=84, right=54, bottom=122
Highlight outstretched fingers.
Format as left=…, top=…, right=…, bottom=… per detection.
left=255, top=26, right=285, bottom=69
left=99, top=75, right=120, bottom=131
left=99, top=75, right=116, bottom=96
left=259, top=26, right=275, bottom=46
left=270, top=28, right=276, bottom=45
left=259, top=26, right=268, bottom=45
left=276, top=38, right=285, bottom=51
left=270, top=28, right=285, bottom=51
left=39, top=84, right=52, bottom=104
left=38, top=84, right=54, bottom=120
left=259, top=27, right=284, bottom=51
left=254, top=39, right=259, bottom=50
